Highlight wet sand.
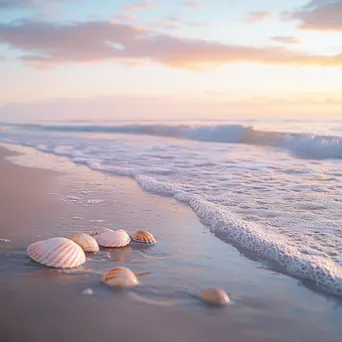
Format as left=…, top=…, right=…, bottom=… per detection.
left=0, top=145, right=341, bottom=342
left=0, top=148, right=63, bottom=249
left=0, top=147, right=271, bottom=342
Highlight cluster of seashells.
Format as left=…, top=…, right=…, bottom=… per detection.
left=27, top=228, right=229, bottom=306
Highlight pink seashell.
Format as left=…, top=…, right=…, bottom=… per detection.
left=90, top=227, right=113, bottom=237
left=103, top=266, right=139, bottom=288
left=96, top=229, right=131, bottom=248
left=200, top=288, right=230, bottom=306
left=27, top=237, right=86, bottom=269
left=131, top=231, right=156, bottom=245
left=71, top=233, right=99, bottom=252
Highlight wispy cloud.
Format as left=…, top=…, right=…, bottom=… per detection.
left=246, top=11, right=270, bottom=23
left=161, top=16, right=209, bottom=30
left=112, top=13, right=137, bottom=22
left=1, top=20, right=342, bottom=70
left=270, top=36, right=301, bottom=44
left=182, top=1, right=202, bottom=7
left=0, top=0, right=33, bottom=8
left=122, top=1, right=156, bottom=12
left=283, top=0, right=342, bottom=31
left=0, top=0, right=73, bottom=9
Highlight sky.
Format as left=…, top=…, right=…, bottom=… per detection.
left=0, top=0, right=342, bottom=121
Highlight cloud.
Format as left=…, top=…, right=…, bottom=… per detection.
left=283, top=0, right=342, bottom=31
left=122, top=1, right=156, bottom=12
left=1, top=20, right=342, bottom=70
left=161, top=16, right=209, bottom=30
left=182, top=1, right=202, bottom=7
left=0, top=0, right=33, bottom=8
left=0, top=0, right=71, bottom=9
left=112, top=13, right=137, bottom=22
left=303, top=0, right=338, bottom=9
left=246, top=11, right=270, bottom=23
left=270, top=36, right=301, bottom=44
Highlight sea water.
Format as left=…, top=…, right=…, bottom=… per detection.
left=1, top=119, right=342, bottom=296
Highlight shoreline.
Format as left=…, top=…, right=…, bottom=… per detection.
left=3, top=140, right=342, bottom=300
left=0, top=144, right=341, bottom=342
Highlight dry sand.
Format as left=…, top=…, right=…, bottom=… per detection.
left=0, top=146, right=341, bottom=342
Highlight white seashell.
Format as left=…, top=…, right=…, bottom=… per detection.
left=131, top=231, right=156, bottom=244
left=200, top=288, right=230, bottom=306
left=90, top=227, right=113, bottom=237
left=27, top=237, right=86, bottom=269
left=81, top=288, right=94, bottom=296
left=71, top=233, right=99, bottom=252
left=96, top=229, right=131, bottom=248
left=103, top=266, right=139, bottom=288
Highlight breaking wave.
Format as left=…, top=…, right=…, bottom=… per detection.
left=5, top=123, right=342, bottom=160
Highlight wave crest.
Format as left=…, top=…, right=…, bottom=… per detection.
left=5, top=123, right=342, bottom=160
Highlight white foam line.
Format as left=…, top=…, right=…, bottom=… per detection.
left=135, top=175, right=342, bottom=297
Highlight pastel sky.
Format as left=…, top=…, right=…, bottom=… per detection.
left=0, top=0, right=342, bottom=121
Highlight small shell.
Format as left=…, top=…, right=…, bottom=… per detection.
left=96, top=229, right=131, bottom=248
left=90, top=227, right=112, bottom=237
left=103, top=266, right=139, bottom=288
left=27, top=237, right=86, bottom=269
left=131, top=231, right=156, bottom=245
left=71, top=233, right=99, bottom=252
left=200, top=288, right=230, bottom=306
left=81, top=288, right=94, bottom=296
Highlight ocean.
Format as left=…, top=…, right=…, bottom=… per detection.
left=1, top=118, right=342, bottom=297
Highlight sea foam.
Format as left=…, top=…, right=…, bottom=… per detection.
left=135, top=175, right=342, bottom=296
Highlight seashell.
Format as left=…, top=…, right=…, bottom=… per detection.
left=131, top=231, right=156, bottom=244
left=81, top=288, right=94, bottom=296
left=103, top=266, right=139, bottom=288
left=71, top=232, right=99, bottom=252
left=96, top=229, right=131, bottom=248
left=90, top=227, right=112, bottom=237
left=200, top=288, right=230, bottom=306
left=27, top=237, right=86, bottom=269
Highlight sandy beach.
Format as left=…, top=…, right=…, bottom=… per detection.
left=0, top=145, right=341, bottom=342
left=2, top=0, right=342, bottom=339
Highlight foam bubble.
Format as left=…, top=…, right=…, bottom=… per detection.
left=87, top=199, right=104, bottom=204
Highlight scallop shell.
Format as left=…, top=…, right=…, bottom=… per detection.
left=96, top=229, right=131, bottom=248
left=27, top=237, right=86, bottom=269
left=200, top=288, right=230, bottom=306
left=131, top=231, right=156, bottom=244
left=71, top=233, right=99, bottom=252
left=90, top=227, right=113, bottom=237
left=103, top=266, right=139, bottom=288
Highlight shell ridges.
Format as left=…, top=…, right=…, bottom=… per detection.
left=131, top=231, right=156, bottom=245
left=96, top=229, right=131, bottom=248
left=90, top=227, right=113, bottom=237
left=27, top=237, right=86, bottom=269
left=71, top=232, right=99, bottom=252
left=103, top=266, right=139, bottom=288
